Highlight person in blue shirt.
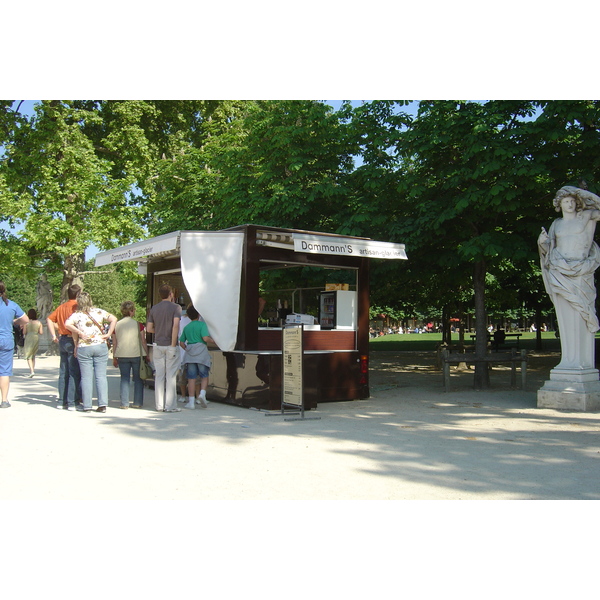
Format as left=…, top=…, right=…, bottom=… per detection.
left=179, top=305, right=213, bottom=409
left=0, top=281, right=29, bottom=408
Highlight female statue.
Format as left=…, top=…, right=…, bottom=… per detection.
left=538, top=186, right=600, bottom=370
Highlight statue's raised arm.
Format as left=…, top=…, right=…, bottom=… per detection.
left=557, top=185, right=600, bottom=211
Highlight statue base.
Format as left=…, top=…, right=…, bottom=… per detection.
left=39, top=320, right=59, bottom=356
left=537, top=368, right=600, bottom=411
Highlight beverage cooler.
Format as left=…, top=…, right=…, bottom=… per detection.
left=319, top=290, right=357, bottom=330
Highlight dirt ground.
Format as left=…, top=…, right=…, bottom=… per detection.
left=1, top=350, right=599, bottom=501
left=369, top=348, right=558, bottom=392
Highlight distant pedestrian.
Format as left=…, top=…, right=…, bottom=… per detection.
left=12, top=322, right=24, bottom=357
left=23, top=309, right=43, bottom=377
left=0, top=281, right=29, bottom=408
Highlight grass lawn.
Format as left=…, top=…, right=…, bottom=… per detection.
left=369, top=331, right=566, bottom=352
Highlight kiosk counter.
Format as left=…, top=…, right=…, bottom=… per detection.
left=95, top=225, right=407, bottom=411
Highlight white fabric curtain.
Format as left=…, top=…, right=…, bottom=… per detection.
left=180, top=231, right=245, bottom=351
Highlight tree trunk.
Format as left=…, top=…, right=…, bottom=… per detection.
left=60, top=252, right=86, bottom=302
left=473, top=258, right=490, bottom=389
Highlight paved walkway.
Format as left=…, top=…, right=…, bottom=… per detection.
left=1, top=352, right=599, bottom=500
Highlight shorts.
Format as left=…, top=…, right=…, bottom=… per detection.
left=0, top=340, right=14, bottom=376
left=186, top=363, right=209, bottom=379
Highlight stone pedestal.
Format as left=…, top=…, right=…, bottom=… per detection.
left=39, top=320, right=59, bottom=356
left=537, top=367, right=600, bottom=411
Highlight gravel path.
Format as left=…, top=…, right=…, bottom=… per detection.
left=1, top=351, right=599, bottom=500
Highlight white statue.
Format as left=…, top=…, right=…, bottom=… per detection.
left=538, top=186, right=600, bottom=370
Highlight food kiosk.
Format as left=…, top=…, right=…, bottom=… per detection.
left=95, top=225, right=407, bottom=410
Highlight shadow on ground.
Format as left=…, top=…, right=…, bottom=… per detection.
left=9, top=351, right=600, bottom=499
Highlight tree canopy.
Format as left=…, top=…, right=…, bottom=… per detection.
left=3, top=99, right=600, bottom=380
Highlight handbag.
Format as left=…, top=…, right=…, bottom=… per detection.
left=138, top=327, right=152, bottom=380
left=139, top=356, right=152, bottom=380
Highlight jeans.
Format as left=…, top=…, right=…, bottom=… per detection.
left=77, top=343, right=109, bottom=410
left=118, top=357, right=144, bottom=407
left=153, top=345, right=180, bottom=411
left=58, top=335, right=81, bottom=408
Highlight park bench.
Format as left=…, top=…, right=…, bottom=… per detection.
left=440, top=348, right=528, bottom=392
left=469, top=332, right=522, bottom=351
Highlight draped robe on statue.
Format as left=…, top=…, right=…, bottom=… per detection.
left=539, top=218, right=600, bottom=370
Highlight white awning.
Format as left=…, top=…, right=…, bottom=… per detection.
left=95, top=231, right=181, bottom=267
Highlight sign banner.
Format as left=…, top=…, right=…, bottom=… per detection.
left=282, top=325, right=303, bottom=408
left=292, top=233, right=407, bottom=260
left=95, top=232, right=180, bottom=267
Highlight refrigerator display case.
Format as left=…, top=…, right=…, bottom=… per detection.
left=320, top=290, right=357, bottom=330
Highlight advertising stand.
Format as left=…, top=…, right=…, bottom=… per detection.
left=263, top=324, right=320, bottom=421
left=95, top=225, right=407, bottom=411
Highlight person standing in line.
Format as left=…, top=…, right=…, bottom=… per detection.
left=112, top=301, right=148, bottom=409
left=23, top=308, right=43, bottom=378
left=146, top=284, right=182, bottom=413
left=65, top=292, right=117, bottom=413
left=0, top=281, right=29, bottom=408
left=179, top=305, right=213, bottom=409
left=177, top=305, right=192, bottom=404
left=47, top=284, right=83, bottom=411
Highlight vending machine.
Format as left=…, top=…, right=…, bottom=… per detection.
left=319, top=290, right=357, bottom=330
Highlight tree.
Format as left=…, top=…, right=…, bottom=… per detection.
left=391, top=100, right=600, bottom=387
left=149, top=100, right=355, bottom=234
left=147, top=100, right=254, bottom=234
left=0, top=100, right=222, bottom=297
left=81, top=260, right=146, bottom=317
left=0, top=101, right=143, bottom=298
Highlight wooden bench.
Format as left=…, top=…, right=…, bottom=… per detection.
left=441, top=348, right=528, bottom=392
left=470, top=333, right=522, bottom=351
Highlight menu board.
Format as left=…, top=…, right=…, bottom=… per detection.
left=282, top=325, right=303, bottom=408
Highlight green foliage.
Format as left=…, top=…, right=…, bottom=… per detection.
left=0, top=269, right=62, bottom=315
left=80, top=260, right=146, bottom=318
left=150, top=100, right=355, bottom=233
left=5, top=98, right=600, bottom=343
left=370, top=331, right=562, bottom=352
left=0, top=100, right=212, bottom=290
